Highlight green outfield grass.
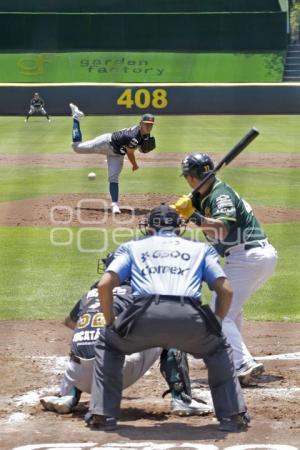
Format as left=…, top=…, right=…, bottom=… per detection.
left=0, top=51, right=284, bottom=83
left=0, top=166, right=299, bottom=209
left=0, top=115, right=299, bottom=154
left=244, top=223, right=300, bottom=322
left=0, top=223, right=299, bottom=321
left=0, top=114, right=299, bottom=323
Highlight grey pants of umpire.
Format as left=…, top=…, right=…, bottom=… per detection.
left=89, top=298, right=246, bottom=420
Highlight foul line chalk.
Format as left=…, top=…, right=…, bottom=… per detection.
left=256, top=352, right=300, bottom=361
left=11, top=442, right=300, bottom=450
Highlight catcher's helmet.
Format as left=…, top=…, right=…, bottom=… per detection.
left=97, top=252, right=131, bottom=285
left=148, top=203, right=182, bottom=231
left=181, top=153, right=214, bottom=178
left=97, top=252, right=115, bottom=274
left=102, top=252, right=115, bottom=268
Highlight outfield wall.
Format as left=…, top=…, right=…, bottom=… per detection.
left=0, top=52, right=285, bottom=84
left=1, top=83, right=300, bottom=115
left=0, top=0, right=281, bottom=13
left=0, top=12, right=287, bottom=52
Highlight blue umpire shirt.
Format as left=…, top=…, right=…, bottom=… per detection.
left=106, top=230, right=226, bottom=301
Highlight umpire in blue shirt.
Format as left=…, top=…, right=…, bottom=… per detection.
left=87, top=204, right=249, bottom=432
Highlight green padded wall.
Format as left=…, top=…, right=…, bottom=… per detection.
left=0, top=12, right=287, bottom=51
left=0, top=0, right=281, bottom=13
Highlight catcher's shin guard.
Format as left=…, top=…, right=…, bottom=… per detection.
left=160, top=348, right=192, bottom=399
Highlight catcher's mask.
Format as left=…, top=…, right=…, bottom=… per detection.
left=181, top=153, right=214, bottom=179
left=139, top=203, right=185, bottom=235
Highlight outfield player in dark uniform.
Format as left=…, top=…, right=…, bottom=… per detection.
left=40, top=254, right=211, bottom=416
left=25, top=92, right=50, bottom=122
left=173, top=153, right=278, bottom=385
left=87, top=205, right=248, bottom=432
left=69, top=103, right=156, bottom=214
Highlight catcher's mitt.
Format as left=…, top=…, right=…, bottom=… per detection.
left=140, top=136, right=156, bottom=153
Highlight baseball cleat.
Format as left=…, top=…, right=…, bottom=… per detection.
left=69, top=103, right=84, bottom=120
left=40, top=394, right=77, bottom=414
left=86, top=414, right=118, bottom=431
left=170, top=397, right=213, bottom=416
left=236, top=359, right=264, bottom=385
left=218, top=412, right=250, bottom=432
left=111, top=203, right=121, bottom=214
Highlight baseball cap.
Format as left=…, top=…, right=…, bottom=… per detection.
left=141, top=113, right=155, bottom=124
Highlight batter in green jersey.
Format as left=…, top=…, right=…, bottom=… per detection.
left=174, top=153, right=277, bottom=385
left=192, top=178, right=266, bottom=257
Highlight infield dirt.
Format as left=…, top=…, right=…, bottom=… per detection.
left=1, top=321, right=300, bottom=449
left=1, top=150, right=300, bottom=449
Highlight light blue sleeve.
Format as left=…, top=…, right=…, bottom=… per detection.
left=105, top=244, right=132, bottom=283
left=202, top=245, right=226, bottom=288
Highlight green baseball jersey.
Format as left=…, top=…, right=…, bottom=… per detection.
left=192, top=178, right=266, bottom=257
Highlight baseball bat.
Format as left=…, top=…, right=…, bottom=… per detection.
left=191, top=127, right=259, bottom=197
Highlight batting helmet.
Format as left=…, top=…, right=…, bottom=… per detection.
left=181, top=153, right=214, bottom=178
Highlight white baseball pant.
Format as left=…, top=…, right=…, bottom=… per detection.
left=211, top=239, right=278, bottom=369
left=60, top=347, right=162, bottom=395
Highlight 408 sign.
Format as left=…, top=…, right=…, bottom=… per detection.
left=116, top=88, right=168, bottom=110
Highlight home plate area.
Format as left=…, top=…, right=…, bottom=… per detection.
left=0, top=321, right=300, bottom=450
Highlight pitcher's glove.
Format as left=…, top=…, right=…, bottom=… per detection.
left=140, top=136, right=156, bottom=153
